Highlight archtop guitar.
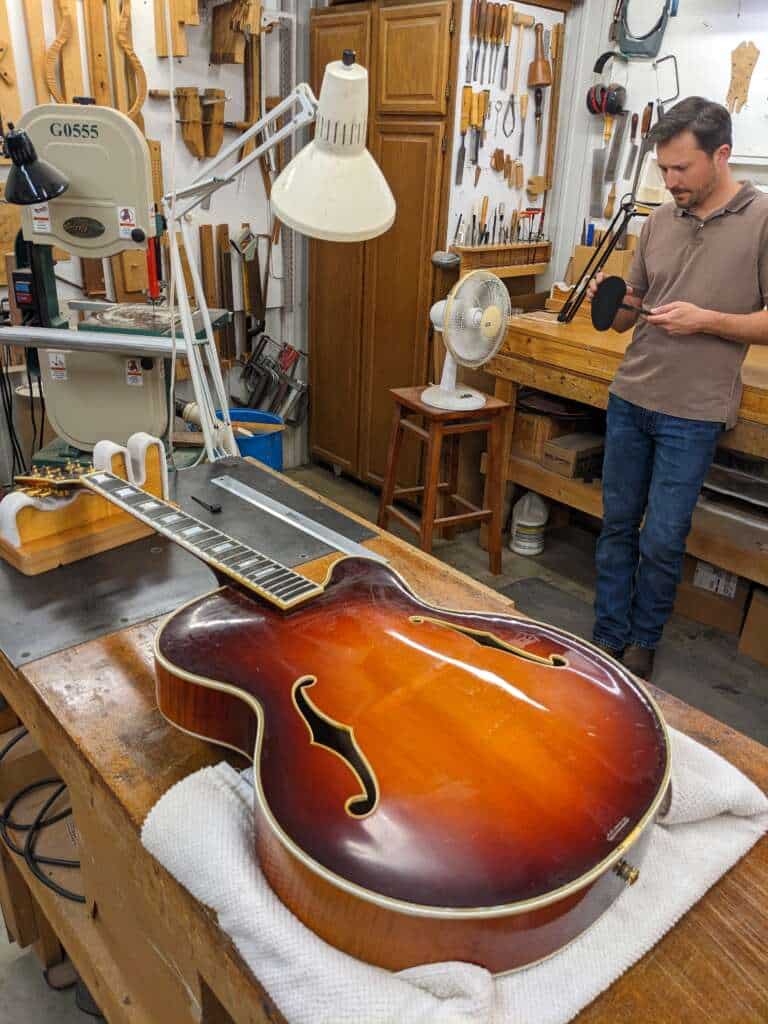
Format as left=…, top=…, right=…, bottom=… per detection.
left=29, top=463, right=671, bottom=973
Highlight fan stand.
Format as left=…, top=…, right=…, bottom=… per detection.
left=421, top=348, right=488, bottom=411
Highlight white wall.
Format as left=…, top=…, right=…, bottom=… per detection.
left=548, top=0, right=768, bottom=286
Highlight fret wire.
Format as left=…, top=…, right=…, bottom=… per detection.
left=267, top=573, right=299, bottom=590
left=258, top=570, right=295, bottom=588
left=247, top=563, right=286, bottom=579
left=140, top=508, right=170, bottom=521
left=220, top=547, right=252, bottom=565
left=232, top=555, right=268, bottom=572
left=273, top=579, right=307, bottom=598
left=196, top=535, right=228, bottom=551
left=188, top=531, right=222, bottom=546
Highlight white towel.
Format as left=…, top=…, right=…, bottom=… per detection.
left=142, top=728, right=768, bottom=1024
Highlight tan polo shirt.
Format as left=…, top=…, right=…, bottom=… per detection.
left=610, top=181, right=768, bottom=428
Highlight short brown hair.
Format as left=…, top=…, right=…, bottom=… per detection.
left=649, top=97, right=732, bottom=155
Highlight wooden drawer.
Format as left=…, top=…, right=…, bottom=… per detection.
left=376, top=1, right=453, bottom=115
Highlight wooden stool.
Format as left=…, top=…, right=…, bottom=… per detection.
left=378, top=386, right=510, bottom=574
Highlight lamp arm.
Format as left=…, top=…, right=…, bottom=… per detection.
left=558, top=199, right=640, bottom=324
left=163, top=83, right=319, bottom=219
left=159, top=86, right=321, bottom=462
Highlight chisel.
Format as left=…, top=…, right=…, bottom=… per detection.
left=604, top=110, right=628, bottom=182
left=631, top=102, right=656, bottom=198
left=470, top=89, right=482, bottom=163
left=518, top=92, right=528, bottom=158
left=480, top=89, right=491, bottom=151
left=479, top=194, right=489, bottom=244
left=533, top=85, right=544, bottom=145
left=590, top=145, right=607, bottom=219
left=473, top=0, right=487, bottom=80
left=480, top=2, right=492, bottom=82
left=467, top=0, right=480, bottom=83
left=456, top=86, right=473, bottom=185
left=623, top=111, right=639, bottom=181
left=490, top=4, right=503, bottom=83
left=499, top=2, right=513, bottom=90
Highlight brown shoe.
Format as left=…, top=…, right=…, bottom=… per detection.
left=593, top=640, right=624, bottom=661
left=623, top=644, right=655, bottom=680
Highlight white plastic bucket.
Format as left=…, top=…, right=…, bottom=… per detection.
left=510, top=491, right=549, bottom=556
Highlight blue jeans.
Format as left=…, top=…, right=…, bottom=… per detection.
left=593, top=394, right=722, bottom=652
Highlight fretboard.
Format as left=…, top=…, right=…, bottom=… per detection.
left=81, top=471, right=324, bottom=611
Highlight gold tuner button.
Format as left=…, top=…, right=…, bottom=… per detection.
left=614, top=859, right=640, bottom=886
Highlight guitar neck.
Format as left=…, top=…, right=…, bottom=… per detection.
left=81, top=471, right=323, bottom=611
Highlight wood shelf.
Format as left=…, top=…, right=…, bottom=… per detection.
left=450, top=242, right=551, bottom=282
left=482, top=262, right=551, bottom=280
left=487, top=454, right=768, bottom=588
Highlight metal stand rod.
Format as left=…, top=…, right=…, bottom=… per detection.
left=558, top=199, right=646, bottom=324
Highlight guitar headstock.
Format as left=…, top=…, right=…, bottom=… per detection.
left=14, top=461, right=94, bottom=497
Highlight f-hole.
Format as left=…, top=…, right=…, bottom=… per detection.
left=293, top=678, right=378, bottom=818
left=409, top=616, right=568, bottom=667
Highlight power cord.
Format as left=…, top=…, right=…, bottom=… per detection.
left=0, top=345, right=26, bottom=475
left=0, top=727, right=85, bottom=904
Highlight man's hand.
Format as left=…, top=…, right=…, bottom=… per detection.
left=586, top=272, right=642, bottom=308
left=585, top=271, right=605, bottom=304
left=585, top=272, right=643, bottom=333
left=646, top=301, right=711, bottom=336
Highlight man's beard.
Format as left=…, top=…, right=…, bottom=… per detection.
left=671, top=168, right=718, bottom=210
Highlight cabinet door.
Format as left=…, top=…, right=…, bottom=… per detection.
left=358, top=119, right=446, bottom=487
left=310, top=6, right=372, bottom=95
left=376, top=1, right=453, bottom=116
left=308, top=7, right=371, bottom=473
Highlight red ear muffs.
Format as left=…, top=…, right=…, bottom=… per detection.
left=586, top=52, right=628, bottom=116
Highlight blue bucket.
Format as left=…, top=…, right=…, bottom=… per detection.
left=217, top=408, right=284, bottom=470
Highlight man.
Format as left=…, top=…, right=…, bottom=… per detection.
left=587, top=96, right=768, bottom=679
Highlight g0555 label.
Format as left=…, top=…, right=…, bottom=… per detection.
left=49, top=122, right=100, bottom=139
left=63, top=216, right=105, bottom=238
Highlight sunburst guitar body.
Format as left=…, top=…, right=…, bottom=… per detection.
left=155, top=557, right=670, bottom=974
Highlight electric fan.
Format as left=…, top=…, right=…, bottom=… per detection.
left=423, top=269, right=511, bottom=410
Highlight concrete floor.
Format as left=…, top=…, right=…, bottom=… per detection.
left=2, top=461, right=766, bottom=1022
left=0, top=945, right=84, bottom=1023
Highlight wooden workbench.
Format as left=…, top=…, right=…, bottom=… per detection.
left=0, top=467, right=766, bottom=1023
left=483, top=314, right=768, bottom=586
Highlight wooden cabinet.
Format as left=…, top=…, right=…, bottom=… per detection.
left=358, top=119, right=445, bottom=485
left=308, top=7, right=372, bottom=473
left=308, top=0, right=457, bottom=483
left=376, top=2, right=453, bottom=116
left=309, top=7, right=372, bottom=93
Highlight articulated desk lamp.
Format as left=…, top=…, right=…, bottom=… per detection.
left=2, top=51, right=395, bottom=462
left=557, top=152, right=669, bottom=329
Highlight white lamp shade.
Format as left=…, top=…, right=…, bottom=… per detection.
left=270, top=57, right=396, bottom=242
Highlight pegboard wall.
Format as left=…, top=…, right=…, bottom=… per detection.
left=446, top=1, right=565, bottom=249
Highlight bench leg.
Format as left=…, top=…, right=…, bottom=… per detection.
left=486, top=413, right=505, bottom=575
left=480, top=381, right=517, bottom=551
left=378, top=404, right=405, bottom=530
left=419, top=421, right=443, bottom=555
left=441, top=434, right=461, bottom=541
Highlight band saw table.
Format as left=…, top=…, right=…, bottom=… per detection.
left=0, top=458, right=766, bottom=1023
